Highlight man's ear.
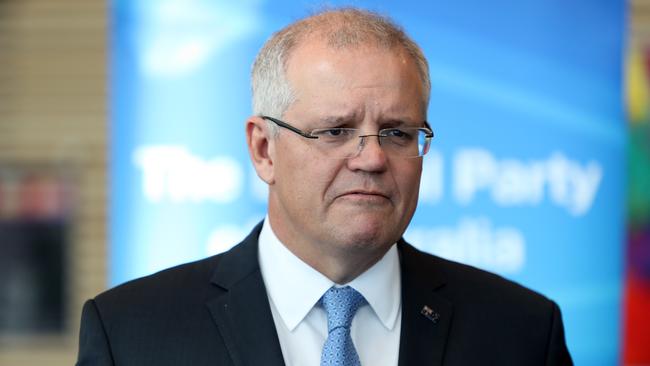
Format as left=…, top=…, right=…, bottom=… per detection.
left=246, top=116, right=275, bottom=185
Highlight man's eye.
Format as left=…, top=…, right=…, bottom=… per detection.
left=383, top=129, right=410, bottom=139
left=324, top=129, right=344, bottom=136
left=315, top=128, right=353, bottom=138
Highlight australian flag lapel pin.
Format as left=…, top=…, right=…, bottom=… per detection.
left=420, top=305, right=440, bottom=324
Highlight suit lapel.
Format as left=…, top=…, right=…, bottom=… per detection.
left=398, top=241, right=453, bottom=366
left=203, top=226, right=453, bottom=366
left=205, top=223, right=285, bottom=366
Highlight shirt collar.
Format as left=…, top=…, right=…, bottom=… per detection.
left=258, top=217, right=401, bottom=332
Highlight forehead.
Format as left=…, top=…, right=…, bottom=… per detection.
left=284, top=39, right=425, bottom=119
left=286, top=36, right=414, bottom=75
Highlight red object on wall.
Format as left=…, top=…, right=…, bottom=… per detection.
left=623, top=272, right=650, bottom=363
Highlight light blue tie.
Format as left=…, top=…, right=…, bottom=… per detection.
left=320, top=286, right=367, bottom=366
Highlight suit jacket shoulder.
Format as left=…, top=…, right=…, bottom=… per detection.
left=402, top=241, right=550, bottom=303
left=77, top=222, right=285, bottom=366
left=397, top=241, right=573, bottom=366
left=94, top=251, right=223, bottom=314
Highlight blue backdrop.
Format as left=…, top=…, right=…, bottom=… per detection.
left=111, top=1, right=626, bottom=364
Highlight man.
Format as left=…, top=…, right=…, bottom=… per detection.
left=77, top=8, right=572, bottom=366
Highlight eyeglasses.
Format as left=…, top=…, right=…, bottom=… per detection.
left=262, top=116, right=434, bottom=159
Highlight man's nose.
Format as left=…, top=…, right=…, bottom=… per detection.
left=346, top=135, right=388, bottom=172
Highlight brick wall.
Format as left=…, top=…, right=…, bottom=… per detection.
left=0, top=1, right=107, bottom=365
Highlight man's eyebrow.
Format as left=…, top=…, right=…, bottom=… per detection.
left=380, top=118, right=420, bottom=127
left=318, top=115, right=357, bottom=126
left=316, top=115, right=423, bottom=127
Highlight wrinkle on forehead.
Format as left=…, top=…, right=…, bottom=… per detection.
left=285, top=41, right=426, bottom=123
left=316, top=111, right=421, bottom=129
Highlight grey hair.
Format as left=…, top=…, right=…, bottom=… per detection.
left=251, top=8, right=431, bottom=133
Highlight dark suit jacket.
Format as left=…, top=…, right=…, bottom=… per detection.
left=77, top=222, right=572, bottom=365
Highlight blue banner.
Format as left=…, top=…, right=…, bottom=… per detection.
left=111, top=1, right=626, bottom=364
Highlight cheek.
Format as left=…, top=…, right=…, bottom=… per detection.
left=305, top=163, right=343, bottom=202
left=395, top=164, right=422, bottom=205
left=275, top=149, right=338, bottom=205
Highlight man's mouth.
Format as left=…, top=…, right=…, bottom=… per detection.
left=338, top=190, right=391, bottom=202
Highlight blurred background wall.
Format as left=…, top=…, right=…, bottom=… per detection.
left=0, top=1, right=647, bottom=365
left=0, top=1, right=106, bottom=365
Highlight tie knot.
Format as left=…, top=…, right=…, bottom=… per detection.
left=320, top=286, right=366, bottom=332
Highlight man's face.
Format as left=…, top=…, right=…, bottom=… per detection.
left=265, top=40, right=425, bottom=266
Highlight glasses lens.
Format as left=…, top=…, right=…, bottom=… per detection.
left=310, top=128, right=360, bottom=158
left=418, top=130, right=431, bottom=157
left=381, top=128, right=431, bottom=158
left=310, top=127, right=432, bottom=159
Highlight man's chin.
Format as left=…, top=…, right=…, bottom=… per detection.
left=331, top=220, right=394, bottom=248
left=319, top=208, right=402, bottom=248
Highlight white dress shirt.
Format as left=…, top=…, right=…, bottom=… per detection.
left=258, top=218, right=402, bottom=366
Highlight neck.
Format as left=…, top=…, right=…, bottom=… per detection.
left=266, top=214, right=389, bottom=284
left=306, top=249, right=386, bottom=284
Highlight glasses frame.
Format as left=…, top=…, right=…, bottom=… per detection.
left=261, top=115, right=434, bottom=158
left=262, top=114, right=433, bottom=139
